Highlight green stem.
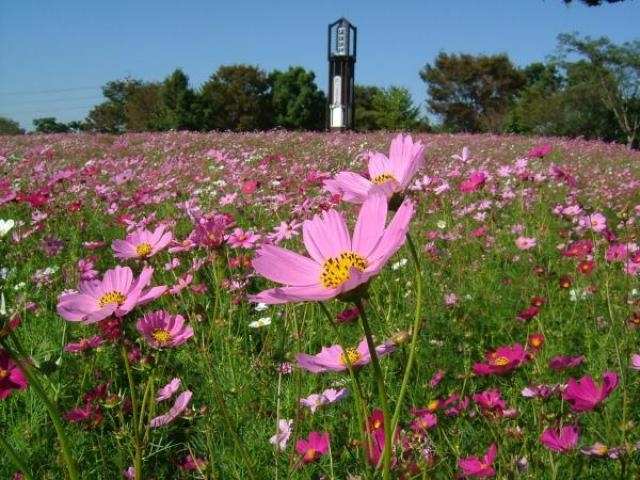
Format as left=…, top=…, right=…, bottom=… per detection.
left=2, top=335, right=80, bottom=480
left=205, top=352, right=257, bottom=480
left=391, top=232, right=423, bottom=435
left=318, top=302, right=370, bottom=475
left=121, top=344, right=143, bottom=480
left=355, top=298, right=392, bottom=480
left=0, top=433, right=34, bottom=480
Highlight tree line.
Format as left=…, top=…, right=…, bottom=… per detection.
left=1, top=33, right=638, bottom=148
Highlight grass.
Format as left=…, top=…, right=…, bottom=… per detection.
left=0, top=130, right=639, bottom=479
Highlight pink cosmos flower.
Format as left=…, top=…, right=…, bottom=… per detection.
left=136, top=310, right=193, bottom=348
left=0, top=349, right=28, bottom=399
left=548, top=355, right=585, bottom=371
left=300, top=387, right=349, bottom=413
left=459, top=171, right=488, bottom=193
left=57, top=266, right=167, bottom=324
left=540, top=423, right=579, bottom=452
left=579, top=212, right=607, bottom=233
left=526, top=144, right=552, bottom=158
left=323, top=134, right=425, bottom=203
left=249, top=193, right=414, bottom=304
left=150, top=390, right=192, bottom=428
left=472, top=389, right=507, bottom=414
left=270, top=419, right=293, bottom=451
left=156, top=378, right=182, bottom=401
left=457, top=443, right=497, bottom=478
left=631, top=353, right=640, bottom=370
left=296, top=431, right=330, bottom=464
left=562, top=371, right=618, bottom=412
left=226, top=228, right=260, bottom=249
left=472, top=343, right=529, bottom=376
left=111, top=225, right=173, bottom=260
left=515, top=236, right=537, bottom=251
left=296, top=338, right=395, bottom=373
left=64, top=336, right=105, bottom=353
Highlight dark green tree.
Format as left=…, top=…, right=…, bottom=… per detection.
left=33, top=117, right=70, bottom=133
left=354, top=85, right=384, bottom=131
left=562, top=0, right=625, bottom=5
left=556, top=33, right=640, bottom=148
left=420, top=52, right=526, bottom=132
left=0, top=116, right=25, bottom=135
left=125, top=82, right=164, bottom=132
left=199, top=65, right=273, bottom=131
left=158, top=69, right=199, bottom=130
left=85, top=77, right=144, bottom=133
left=269, top=66, right=325, bottom=130
left=371, top=86, right=423, bottom=131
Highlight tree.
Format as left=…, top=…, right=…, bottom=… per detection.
left=556, top=33, right=640, bottom=148
left=33, top=117, right=70, bottom=133
left=0, top=117, right=25, bottom=135
left=420, top=53, right=526, bottom=132
left=125, top=82, right=164, bottom=132
left=157, top=69, right=199, bottom=130
left=371, top=86, right=422, bottom=131
left=199, top=65, right=273, bottom=131
left=354, top=85, right=384, bottom=131
left=562, top=0, right=625, bottom=5
left=269, top=66, right=325, bottom=130
left=85, top=77, right=145, bottom=133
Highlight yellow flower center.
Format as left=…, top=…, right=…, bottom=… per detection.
left=98, top=291, right=126, bottom=308
left=427, top=400, right=440, bottom=411
left=492, top=356, right=509, bottom=366
left=596, top=444, right=609, bottom=455
left=304, top=448, right=317, bottom=461
left=372, top=173, right=397, bottom=185
left=0, top=368, right=8, bottom=379
left=135, top=242, right=153, bottom=257
left=340, top=347, right=361, bottom=366
left=151, top=329, right=172, bottom=344
left=320, top=251, right=368, bottom=289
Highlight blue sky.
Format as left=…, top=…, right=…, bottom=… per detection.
left=1, top=0, right=638, bottom=131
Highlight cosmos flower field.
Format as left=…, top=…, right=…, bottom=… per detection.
left=0, top=130, right=639, bottom=479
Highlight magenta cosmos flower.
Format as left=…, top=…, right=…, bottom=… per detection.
left=136, top=310, right=194, bottom=348
left=562, top=371, right=618, bottom=412
left=112, top=225, right=173, bottom=260
left=296, top=337, right=395, bottom=373
left=0, top=349, right=28, bottom=399
left=540, top=422, right=579, bottom=452
left=248, top=193, right=414, bottom=304
left=295, top=431, right=330, bottom=464
left=57, top=266, right=167, bottom=323
left=457, top=443, right=497, bottom=478
left=324, top=133, right=425, bottom=204
left=472, top=343, right=529, bottom=376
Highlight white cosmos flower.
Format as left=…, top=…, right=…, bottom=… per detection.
left=249, top=317, right=272, bottom=328
left=0, top=219, right=15, bottom=237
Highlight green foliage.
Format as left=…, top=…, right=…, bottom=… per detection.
left=371, top=86, right=423, bottom=131
left=562, top=0, right=626, bottom=5
left=200, top=64, right=273, bottom=131
left=125, top=82, right=164, bottom=132
left=420, top=52, right=526, bottom=133
left=269, top=66, right=326, bottom=130
left=157, top=69, right=200, bottom=131
left=0, top=116, right=25, bottom=135
left=32, top=117, right=70, bottom=133
left=555, top=33, right=640, bottom=148
left=85, top=77, right=149, bottom=133
left=354, top=84, right=384, bottom=131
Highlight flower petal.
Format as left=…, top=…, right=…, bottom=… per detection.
left=252, top=244, right=320, bottom=286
